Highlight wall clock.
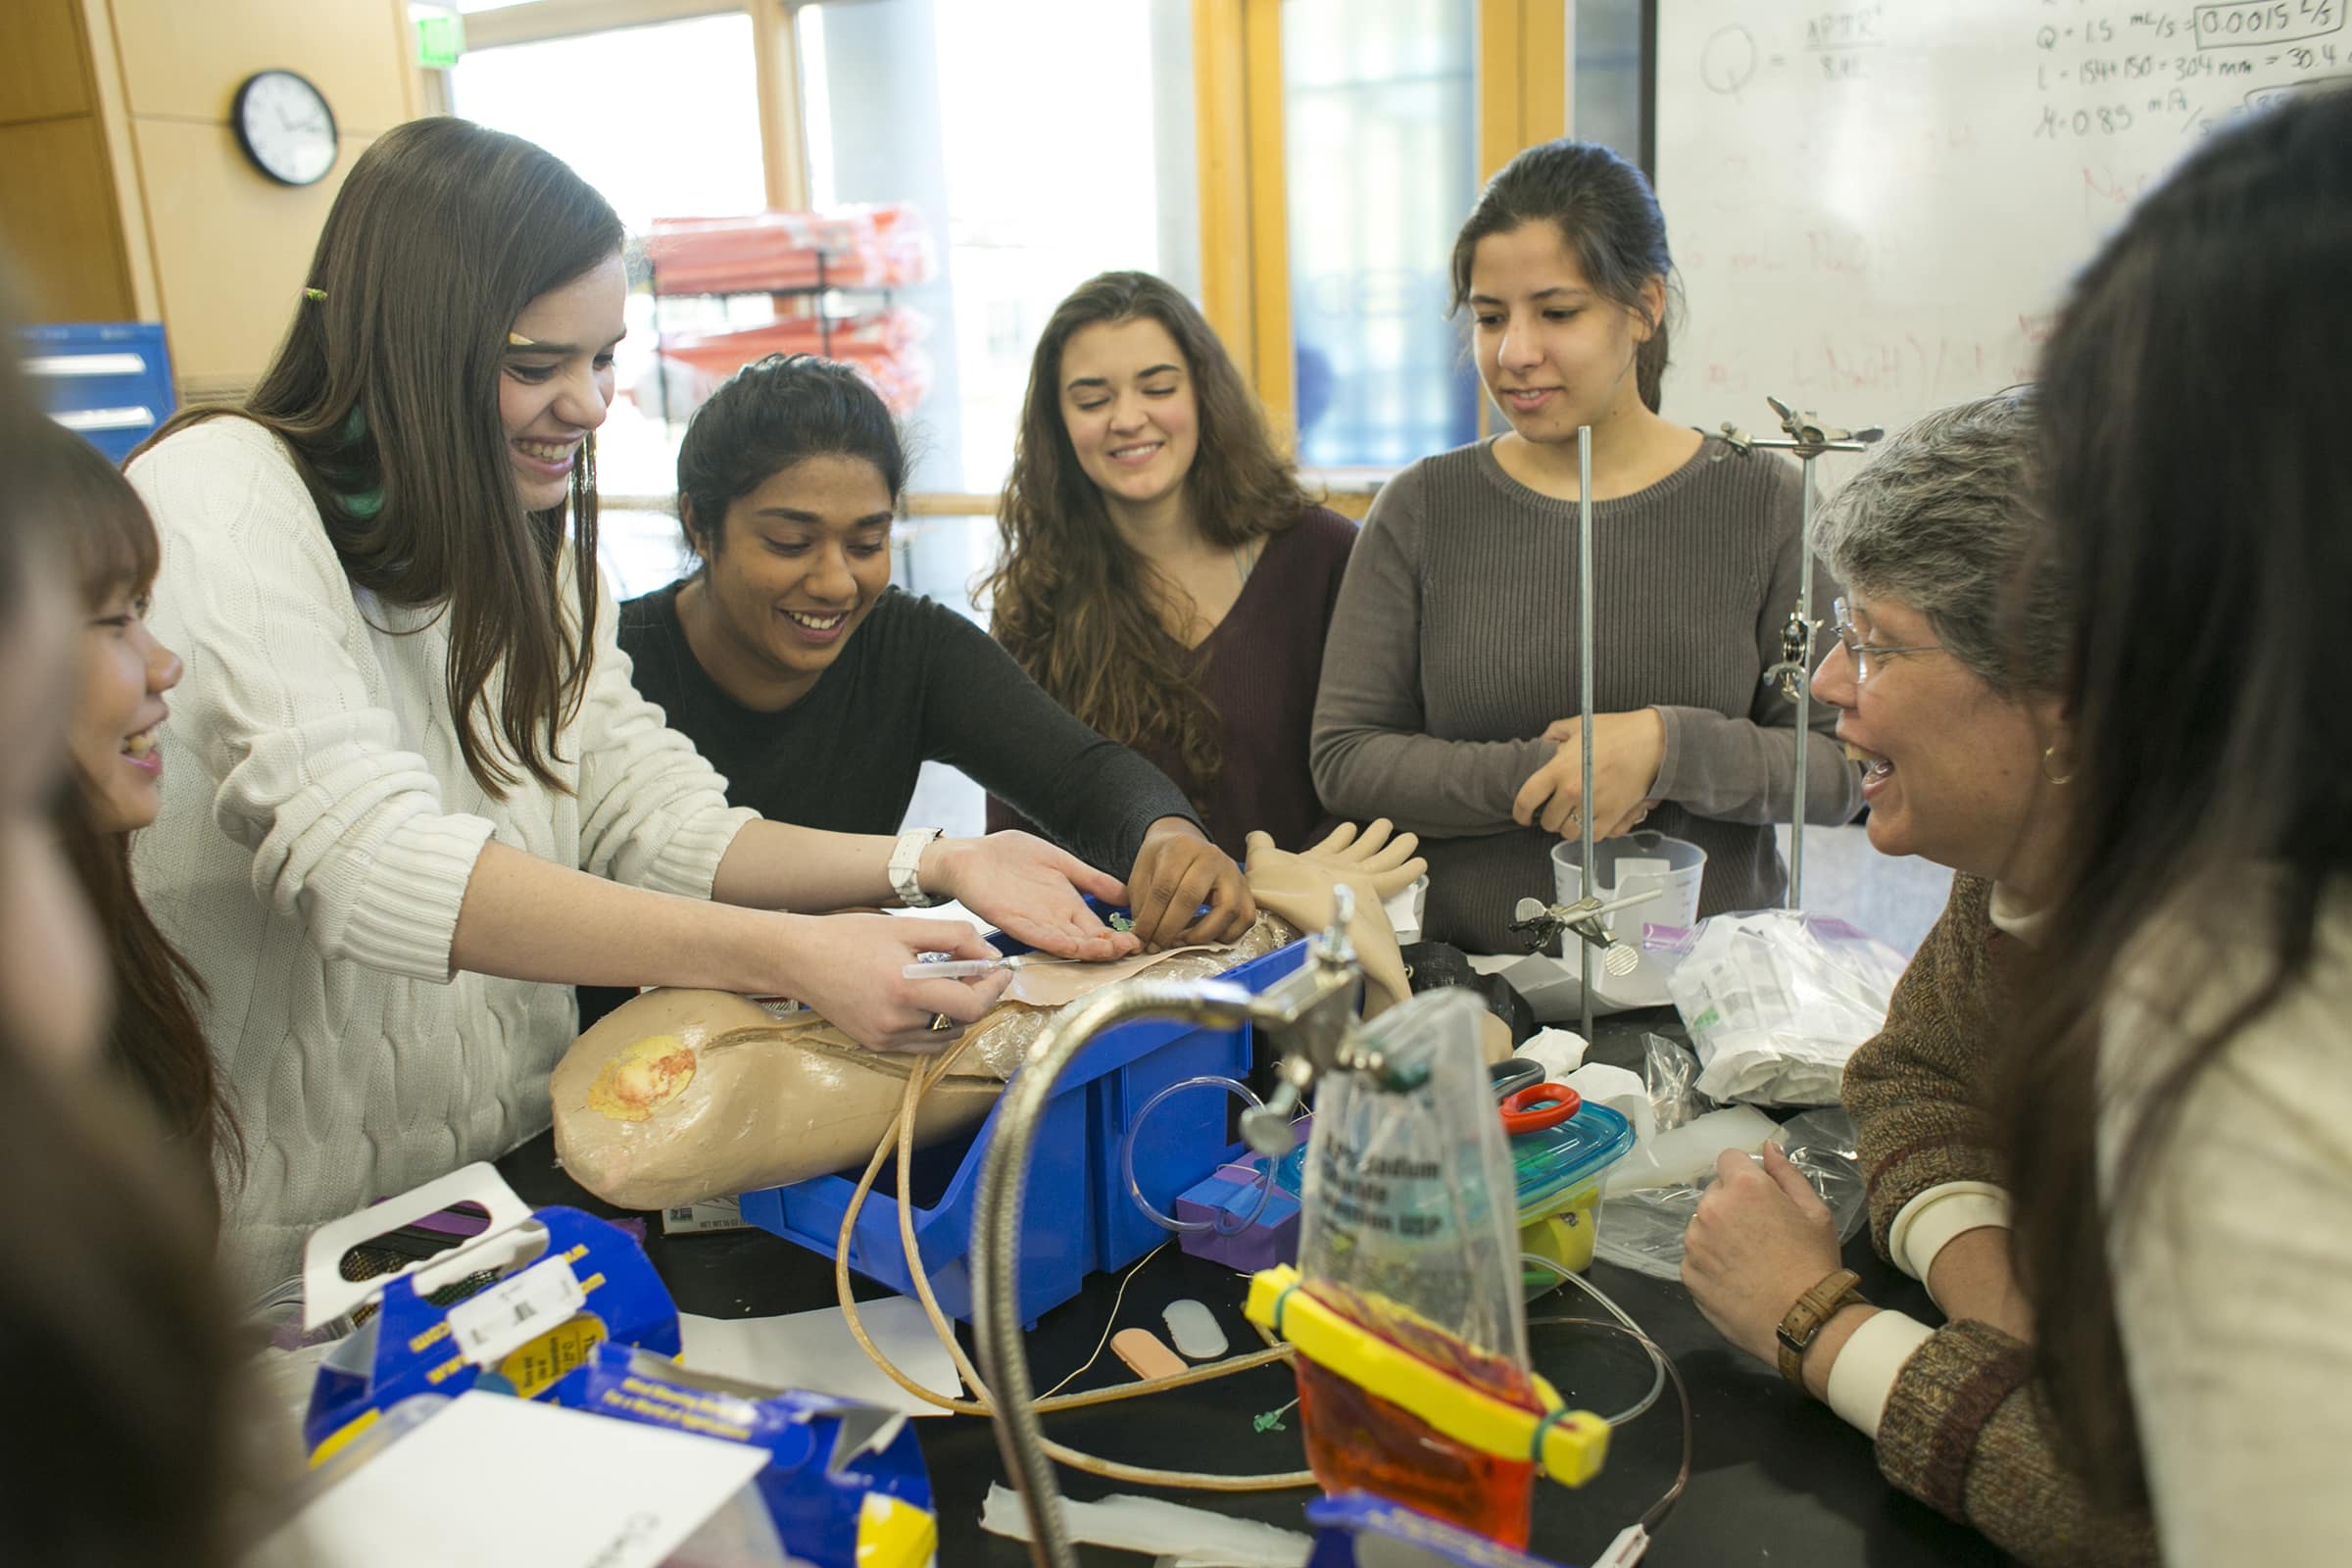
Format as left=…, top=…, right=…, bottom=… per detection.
left=232, top=70, right=338, bottom=187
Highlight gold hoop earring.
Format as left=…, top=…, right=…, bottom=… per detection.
left=2041, top=745, right=2075, bottom=786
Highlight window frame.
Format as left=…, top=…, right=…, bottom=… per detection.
left=429, top=0, right=1582, bottom=512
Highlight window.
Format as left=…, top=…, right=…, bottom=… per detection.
left=1572, top=0, right=1647, bottom=169
left=1281, top=0, right=1481, bottom=468
left=796, top=0, right=1200, bottom=495
left=448, top=11, right=768, bottom=529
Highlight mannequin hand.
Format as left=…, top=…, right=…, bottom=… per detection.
left=1516, top=710, right=1666, bottom=837
left=1274, top=818, right=1429, bottom=902
left=923, top=832, right=1137, bottom=961
left=1243, top=821, right=1420, bottom=1016
left=1682, top=1142, right=1843, bottom=1367
left=1126, top=817, right=1255, bottom=952
left=775, top=913, right=1013, bottom=1051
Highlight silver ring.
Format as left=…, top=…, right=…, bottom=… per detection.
left=927, top=1011, right=955, bottom=1033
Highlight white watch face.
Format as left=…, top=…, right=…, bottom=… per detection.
left=237, top=71, right=337, bottom=187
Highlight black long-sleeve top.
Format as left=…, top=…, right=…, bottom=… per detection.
left=614, top=580, right=1201, bottom=871
left=575, top=581, right=1206, bottom=1034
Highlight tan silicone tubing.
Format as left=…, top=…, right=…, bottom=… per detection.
left=829, top=1028, right=1315, bottom=1492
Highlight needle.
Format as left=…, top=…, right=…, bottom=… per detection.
left=900, top=954, right=1090, bottom=981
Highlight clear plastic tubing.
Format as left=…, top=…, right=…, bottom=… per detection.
left=1120, top=1074, right=1279, bottom=1237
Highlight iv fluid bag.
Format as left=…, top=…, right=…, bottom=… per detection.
left=1294, top=988, right=1542, bottom=1544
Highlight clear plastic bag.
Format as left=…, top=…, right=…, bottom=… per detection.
left=1592, top=1038, right=1869, bottom=1281
left=1664, top=908, right=1908, bottom=1105
left=1292, top=988, right=1543, bottom=1542
left=1642, top=1031, right=1707, bottom=1134
left=1298, top=989, right=1526, bottom=1360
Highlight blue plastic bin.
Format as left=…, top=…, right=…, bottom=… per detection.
left=738, top=936, right=1309, bottom=1325
left=20, top=322, right=176, bottom=464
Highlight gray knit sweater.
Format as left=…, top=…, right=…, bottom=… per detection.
left=1310, top=434, right=1862, bottom=954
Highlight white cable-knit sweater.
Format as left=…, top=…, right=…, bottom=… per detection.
left=127, top=418, right=757, bottom=1302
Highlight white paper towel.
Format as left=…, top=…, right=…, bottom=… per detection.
left=1513, top=1028, right=1590, bottom=1079
left=1563, top=1061, right=1653, bottom=1144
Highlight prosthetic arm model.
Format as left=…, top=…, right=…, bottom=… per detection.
left=551, top=821, right=1433, bottom=1211
left=551, top=990, right=1006, bottom=1213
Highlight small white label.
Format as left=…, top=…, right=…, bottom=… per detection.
left=444, top=1255, right=587, bottom=1368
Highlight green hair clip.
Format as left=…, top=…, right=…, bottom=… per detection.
left=304, top=287, right=328, bottom=303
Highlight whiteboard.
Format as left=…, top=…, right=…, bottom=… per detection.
left=1654, top=0, right=2348, bottom=469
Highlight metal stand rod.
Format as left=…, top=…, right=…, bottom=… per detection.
left=1577, top=423, right=1596, bottom=1045
left=1790, top=457, right=1815, bottom=908
left=973, top=982, right=1260, bottom=1568
left=971, top=924, right=1364, bottom=1568
left=1723, top=397, right=1884, bottom=914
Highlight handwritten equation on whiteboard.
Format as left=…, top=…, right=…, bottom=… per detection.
left=1699, top=4, right=2346, bottom=135
left=1657, top=0, right=2350, bottom=457
left=2031, top=1, right=2345, bottom=139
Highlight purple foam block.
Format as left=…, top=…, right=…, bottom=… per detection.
left=1173, top=1166, right=1301, bottom=1272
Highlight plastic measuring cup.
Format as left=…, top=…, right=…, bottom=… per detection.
left=1551, top=829, right=1707, bottom=937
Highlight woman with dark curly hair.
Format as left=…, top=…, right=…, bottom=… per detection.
left=983, top=270, right=1357, bottom=859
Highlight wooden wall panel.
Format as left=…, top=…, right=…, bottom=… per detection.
left=106, top=0, right=411, bottom=132
left=130, top=119, right=372, bottom=386
left=0, top=117, right=135, bottom=320
left=0, top=0, right=95, bottom=125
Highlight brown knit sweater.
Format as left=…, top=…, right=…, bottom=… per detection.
left=1843, top=875, right=2155, bottom=1566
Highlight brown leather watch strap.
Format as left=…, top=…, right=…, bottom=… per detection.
left=1776, top=1267, right=1866, bottom=1388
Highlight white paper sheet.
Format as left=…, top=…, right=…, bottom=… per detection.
left=678, top=1295, right=963, bottom=1417
left=245, top=1392, right=765, bottom=1568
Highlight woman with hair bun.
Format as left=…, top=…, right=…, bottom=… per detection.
left=1313, top=139, right=1861, bottom=955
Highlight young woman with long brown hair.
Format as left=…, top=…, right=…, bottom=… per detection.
left=1994, top=89, right=2352, bottom=1561
left=984, top=270, right=1357, bottom=858
left=0, top=280, right=246, bottom=1568
left=126, top=119, right=1138, bottom=1298
left=27, top=418, right=236, bottom=1201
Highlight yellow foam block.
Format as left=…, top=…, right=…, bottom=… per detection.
left=1245, top=1265, right=1609, bottom=1487
left=856, top=1492, right=937, bottom=1568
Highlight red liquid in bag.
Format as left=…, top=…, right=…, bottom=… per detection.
left=1291, top=1283, right=1542, bottom=1546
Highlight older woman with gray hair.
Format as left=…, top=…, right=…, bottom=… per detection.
left=1681, top=390, right=2156, bottom=1566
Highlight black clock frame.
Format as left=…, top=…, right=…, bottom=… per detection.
left=230, top=69, right=339, bottom=188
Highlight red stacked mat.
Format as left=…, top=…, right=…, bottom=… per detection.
left=643, top=203, right=933, bottom=294
left=645, top=204, right=935, bottom=412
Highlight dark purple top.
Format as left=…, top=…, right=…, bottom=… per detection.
left=989, top=505, right=1359, bottom=859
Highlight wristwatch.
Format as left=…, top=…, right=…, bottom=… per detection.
left=889, top=827, right=943, bottom=907
left=1776, top=1267, right=1866, bottom=1389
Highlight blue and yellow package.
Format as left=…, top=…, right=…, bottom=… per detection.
left=548, top=1344, right=937, bottom=1568
left=299, top=1164, right=682, bottom=1464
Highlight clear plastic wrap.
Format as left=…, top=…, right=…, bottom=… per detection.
left=967, top=912, right=1299, bottom=1079
left=1592, top=1037, right=1869, bottom=1281
left=1663, top=908, right=1908, bottom=1105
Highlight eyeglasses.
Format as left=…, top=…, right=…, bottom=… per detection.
left=1831, top=597, right=1945, bottom=683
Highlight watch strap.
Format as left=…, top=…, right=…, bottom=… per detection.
left=1776, top=1267, right=1865, bottom=1388
left=889, top=827, right=943, bottom=907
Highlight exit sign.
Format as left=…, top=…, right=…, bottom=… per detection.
left=415, top=9, right=466, bottom=70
